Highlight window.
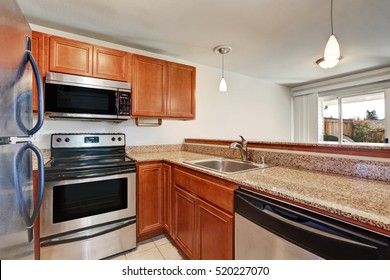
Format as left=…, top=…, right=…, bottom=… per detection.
left=319, top=91, right=387, bottom=143
left=292, top=67, right=390, bottom=144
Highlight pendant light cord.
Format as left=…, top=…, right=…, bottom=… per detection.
left=331, top=0, right=334, bottom=35
left=221, top=52, right=225, bottom=78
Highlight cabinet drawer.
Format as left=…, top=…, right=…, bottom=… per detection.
left=173, top=167, right=237, bottom=213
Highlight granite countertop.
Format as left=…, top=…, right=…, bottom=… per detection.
left=128, top=150, right=390, bottom=234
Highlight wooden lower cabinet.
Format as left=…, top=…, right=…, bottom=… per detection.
left=137, top=162, right=164, bottom=241
left=172, top=167, right=235, bottom=260
left=173, top=186, right=197, bottom=259
left=137, top=162, right=235, bottom=259
left=162, top=163, right=173, bottom=235
left=198, top=199, right=233, bottom=260
left=173, top=186, right=233, bottom=260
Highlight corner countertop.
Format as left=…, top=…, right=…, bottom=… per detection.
left=128, top=150, right=390, bottom=234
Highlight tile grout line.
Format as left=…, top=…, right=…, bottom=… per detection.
left=154, top=242, right=167, bottom=260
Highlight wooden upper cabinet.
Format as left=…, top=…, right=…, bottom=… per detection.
left=31, top=31, right=46, bottom=112
left=132, top=54, right=196, bottom=119
left=49, top=36, right=93, bottom=76
left=93, top=46, right=128, bottom=81
left=167, top=63, right=196, bottom=119
left=132, top=55, right=167, bottom=117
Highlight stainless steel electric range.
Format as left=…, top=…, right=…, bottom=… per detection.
left=40, top=133, right=136, bottom=260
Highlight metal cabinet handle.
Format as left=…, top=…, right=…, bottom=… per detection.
left=135, top=118, right=162, bottom=127
left=25, top=36, right=44, bottom=136
left=14, top=142, right=44, bottom=242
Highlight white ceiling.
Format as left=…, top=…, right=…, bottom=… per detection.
left=16, top=0, right=390, bottom=87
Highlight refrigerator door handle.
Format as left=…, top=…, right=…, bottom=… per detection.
left=14, top=142, right=44, bottom=242
left=25, top=36, right=44, bottom=136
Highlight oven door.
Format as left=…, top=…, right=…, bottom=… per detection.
left=40, top=172, right=135, bottom=238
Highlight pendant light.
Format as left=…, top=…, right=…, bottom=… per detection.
left=214, top=46, right=232, bottom=92
left=316, top=0, right=341, bottom=69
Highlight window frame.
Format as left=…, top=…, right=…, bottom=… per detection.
left=319, top=89, right=388, bottom=144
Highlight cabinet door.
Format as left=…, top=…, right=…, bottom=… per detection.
left=173, top=186, right=197, bottom=259
left=137, top=163, right=163, bottom=239
left=166, top=63, right=196, bottom=119
left=198, top=199, right=233, bottom=260
left=132, top=55, right=167, bottom=117
left=49, top=36, right=93, bottom=76
left=93, top=46, right=128, bottom=81
left=31, top=31, right=46, bottom=112
left=163, top=163, right=172, bottom=235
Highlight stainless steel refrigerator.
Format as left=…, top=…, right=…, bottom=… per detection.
left=0, top=0, right=44, bottom=260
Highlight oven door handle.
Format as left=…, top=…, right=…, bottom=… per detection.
left=40, top=217, right=136, bottom=247
left=84, top=168, right=136, bottom=178
left=50, top=167, right=136, bottom=180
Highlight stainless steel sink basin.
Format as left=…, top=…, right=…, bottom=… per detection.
left=184, top=158, right=274, bottom=174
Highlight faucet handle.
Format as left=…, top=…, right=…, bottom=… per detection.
left=259, top=155, right=265, bottom=165
left=239, top=135, right=247, bottom=143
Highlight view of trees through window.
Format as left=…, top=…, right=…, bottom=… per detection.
left=321, top=92, right=386, bottom=143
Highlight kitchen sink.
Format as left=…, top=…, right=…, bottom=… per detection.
left=184, top=158, right=274, bottom=174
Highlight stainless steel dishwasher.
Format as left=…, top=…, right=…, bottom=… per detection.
left=235, top=188, right=390, bottom=260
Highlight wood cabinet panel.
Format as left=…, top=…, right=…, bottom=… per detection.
left=31, top=31, right=46, bottom=112
left=173, top=167, right=237, bottom=213
left=163, top=163, right=172, bottom=235
left=93, top=46, right=128, bottom=81
left=198, top=199, right=233, bottom=260
left=132, top=55, right=167, bottom=117
left=167, top=63, right=196, bottom=119
left=49, top=36, right=93, bottom=76
left=172, top=166, right=236, bottom=260
left=173, top=186, right=197, bottom=259
left=137, top=163, right=164, bottom=240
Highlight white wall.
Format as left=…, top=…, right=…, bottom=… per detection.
left=32, top=25, right=292, bottom=149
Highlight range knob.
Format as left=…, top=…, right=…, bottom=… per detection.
left=56, top=138, right=62, bottom=143
left=65, top=137, right=70, bottom=143
left=111, top=137, right=116, bottom=141
left=118, top=137, right=122, bottom=141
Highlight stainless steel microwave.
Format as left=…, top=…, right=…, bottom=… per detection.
left=44, top=72, right=131, bottom=121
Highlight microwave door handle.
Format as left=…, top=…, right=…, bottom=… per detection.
left=115, top=90, right=120, bottom=116
left=25, top=36, right=44, bottom=136
left=14, top=143, right=45, bottom=242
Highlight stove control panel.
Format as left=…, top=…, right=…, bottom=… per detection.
left=51, top=133, right=126, bottom=148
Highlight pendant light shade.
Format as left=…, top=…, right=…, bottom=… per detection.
left=214, top=46, right=232, bottom=92
left=324, top=34, right=340, bottom=61
left=219, top=77, right=227, bottom=92
left=316, top=0, right=341, bottom=69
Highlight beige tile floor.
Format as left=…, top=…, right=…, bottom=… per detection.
left=110, top=234, right=187, bottom=260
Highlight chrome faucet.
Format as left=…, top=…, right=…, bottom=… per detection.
left=229, top=135, right=248, bottom=161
